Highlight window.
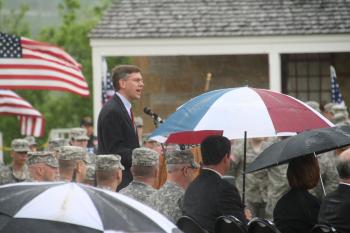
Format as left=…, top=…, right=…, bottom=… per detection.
left=282, top=53, right=332, bottom=104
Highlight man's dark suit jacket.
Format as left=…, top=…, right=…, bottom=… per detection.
left=183, top=169, right=246, bottom=233
left=97, top=94, right=139, bottom=190
left=273, top=188, right=320, bottom=233
left=318, top=183, right=350, bottom=233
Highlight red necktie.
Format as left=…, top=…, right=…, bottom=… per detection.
left=130, top=108, right=136, bottom=132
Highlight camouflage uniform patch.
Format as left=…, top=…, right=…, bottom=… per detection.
left=119, top=181, right=157, bottom=205
left=148, top=181, right=184, bottom=223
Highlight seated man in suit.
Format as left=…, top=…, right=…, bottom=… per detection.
left=183, top=135, right=247, bottom=233
left=318, top=148, right=350, bottom=233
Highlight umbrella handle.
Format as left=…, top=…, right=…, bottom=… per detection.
left=242, top=131, right=247, bottom=206
left=315, top=153, right=326, bottom=197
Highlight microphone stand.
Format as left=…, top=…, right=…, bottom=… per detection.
left=152, top=114, right=160, bottom=128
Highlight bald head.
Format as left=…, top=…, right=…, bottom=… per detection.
left=336, top=148, right=350, bottom=181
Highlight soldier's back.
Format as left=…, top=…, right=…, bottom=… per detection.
left=119, top=180, right=156, bottom=205
left=148, top=181, right=184, bottom=223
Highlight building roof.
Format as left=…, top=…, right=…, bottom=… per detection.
left=90, top=0, right=350, bottom=39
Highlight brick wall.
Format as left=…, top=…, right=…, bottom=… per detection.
left=131, top=55, right=269, bottom=134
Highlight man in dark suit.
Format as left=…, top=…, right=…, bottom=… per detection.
left=183, top=135, right=247, bottom=233
left=318, top=148, right=350, bottom=233
left=97, top=65, right=144, bottom=190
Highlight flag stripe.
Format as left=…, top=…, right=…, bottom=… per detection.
left=0, top=89, right=45, bottom=137
left=0, top=106, right=41, bottom=116
left=23, top=49, right=80, bottom=71
left=0, top=98, right=32, bottom=107
left=0, top=80, right=90, bottom=96
left=33, top=117, right=45, bottom=136
left=21, top=37, right=81, bottom=68
left=26, top=117, right=33, bottom=135
left=0, top=64, right=85, bottom=85
left=0, top=94, right=24, bottom=100
left=0, top=59, right=85, bottom=79
left=0, top=103, right=34, bottom=110
left=0, top=71, right=88, bottom=88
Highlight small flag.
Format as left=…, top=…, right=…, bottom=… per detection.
left=330, top=66, right=344, bottom=105
left=0, top=32, right=89, bottom=96
left=0, top=89, right=45, bottom=137
left=101, top=58, right=114, bottom=104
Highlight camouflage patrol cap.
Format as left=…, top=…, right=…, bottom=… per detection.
left=48, top=138, right=69, bottom=152
left=332, top=103, right=347, bottom=111
left=132, top=147, right=159, bottom=167
left=166, top=149, right=200, bottom=168
left=24, top=136, right=37, bottom=146
left=305, top=101, right=321, bottom=113
left=58, top=146, right=89, bottom=163
left=70, top=128, right=89, bottom=141
left=11, top=139, right=30, bottom=152
left=85, top=164, right=96, bottom=181
left=80, top=116, right=93, bottom=127
left=333, top=112, right=348, bottom=125
left=27, top=151, right=58, bottom=168
left=96, top=154, right=124, bottom=170
left=323, top=102, right=334, bottom=112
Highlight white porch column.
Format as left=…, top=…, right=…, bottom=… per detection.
left=92, top=49, right=103, bottom=135
left=268, top=52, right=282, bottom=93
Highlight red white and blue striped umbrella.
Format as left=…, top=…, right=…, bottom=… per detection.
left=150, top=87, right=334, bottom=142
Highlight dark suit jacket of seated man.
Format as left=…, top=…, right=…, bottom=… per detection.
left=183, top=135, right=247, bottom=233
left=97, top=65, right=143, bottom=190
left=318, top=148, right=350, bottom=233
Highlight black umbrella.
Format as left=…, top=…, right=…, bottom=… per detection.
left=246, top=125, right=350, bottom=173
left=0, top=182, right=178, bottom=233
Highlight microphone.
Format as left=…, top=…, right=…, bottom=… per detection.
left=143, top=107, right=163, bottom=123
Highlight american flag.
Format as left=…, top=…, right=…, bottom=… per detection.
left=330, top=66, right=344, bottom=104
left=101, top=58, right=114, bottom=104
left=0, top=32, right=89, bottom=96
left=0, top=89, right=45, bottom=137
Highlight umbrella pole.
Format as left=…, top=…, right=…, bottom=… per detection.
left=315, top=153, right=327, bottom=197
left=242, top=131, right=247, bottom=206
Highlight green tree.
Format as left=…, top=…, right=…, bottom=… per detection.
left=0, top=0, right=121, bottom=162
left=0, top=0, right=30, bottom=36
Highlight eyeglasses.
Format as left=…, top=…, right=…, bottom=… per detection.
left=186, top=161, right=199, bottom=169
left=127, top=77, right=144, bottom=84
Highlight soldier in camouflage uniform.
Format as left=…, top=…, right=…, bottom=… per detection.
left=27, top=151, right=59, bottom=181
left=311, top=151, right=339, bottom=200
left=84, top=164, right=96, bottom=186
left=48, top=138, right=69, bottom=153
left=70, top=128, right=89, bottom=148
left=332, top=103, right=350, bottom=126
left=96, top=154, right=124, bottom=191
left=148, top=149, right=200, bottom=223
left=322, top=102, right=335, bottom=122
left=0, top=139, right=31, bottom=185
left=58, top=146, right=89, bottom=183
left=119, top=147, right=159, bottom=204
left=306, top=101, right=339, bottom=201
left=231, top=137, right=270, bottom=218
left=265, top=163, right=289, bottom=220
left=24, top=136, right=38, bottom=152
